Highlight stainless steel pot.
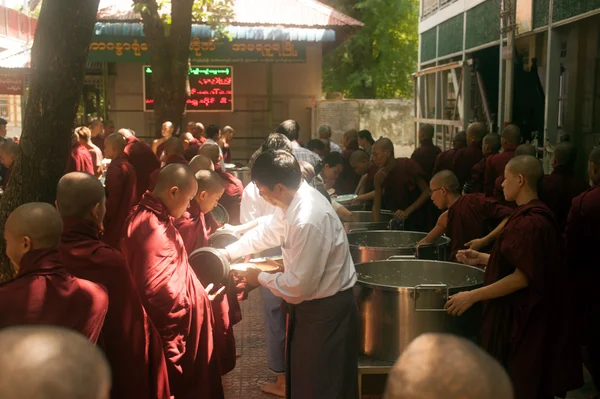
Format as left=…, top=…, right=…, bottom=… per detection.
left=188, top=247, right=231, bottom=287
left=228, top=167, right=251, bottom=187
left=208, top=230, right=240, bottom=249
left=210, top=203, right=229, bottom=225
left=343, top=211, right=394, bottom=233
left=347, top=230, right=450, bottom=262
left=354, top=259, right=484, bottom=362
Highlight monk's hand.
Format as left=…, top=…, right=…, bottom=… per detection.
left=444, top=291, right=476, bottom=316
left=456, top=249, right=482, bottom=266
left=465, top=238, right=487, bottom=251
left=394, top=210, right=410, bottom=220
left=205, top=283, right=226, bottom=302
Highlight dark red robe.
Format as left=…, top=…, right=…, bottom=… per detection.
left=470, top=156, right=489, bottom=193
left=433, top=148, right=460, bottom=174
left=92, top=135, right=105, bottom=153
left=69, top=142, right=95, bottom=175
left=173, top=200, right=240, bottom=375
left=411, top=139, right=441, bottom=179
left=222, top=142, right=231, bottom=164
left=123, top=135, right=160, bottom=202
left=452, top=141, right=483, bottom=188
left=446, top=193, right=513, bottom=260
left=148, top=154, right=189, bottom=192
left=484, top=146, right=516, bottom=197
left=539, top=165, right=589, bottom=232
left=215, top=164, right=243, bottom=225
left=335, top=141, right=362, bottom=195
left=0, top=248, right=108, bottom=343
left=482, top=200, right=582, bottom=398
left=59, top=218, right=171, bottom=399
left=122, top=192, right=224, bottom=399
left=183, top=138, right=202, bottom=162
left=103, top=154, right=137, bottom=250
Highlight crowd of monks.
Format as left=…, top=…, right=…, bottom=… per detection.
left=0, top=115, right=599, bottom=399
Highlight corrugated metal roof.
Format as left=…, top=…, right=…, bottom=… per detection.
left=94, top=22, right=336, bottom=42
left=97, top=0, right=363, bottom=28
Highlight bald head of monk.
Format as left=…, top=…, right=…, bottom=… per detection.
left=4, top=203, right=64, bottom=272
left=193, top=122, right=205, bottom=140
left=56, top=172, right=106, bottom=227
left=117, top=128, right=134, bottom=139
left=162, top=137, right=184, bottom=161
left=153, top=163, right=198, bottom=219
left=452, top=131, right=467, bottom=150
left=588, top=146, right=600, bottom=184
left=503, top=155, right=543, bottom=205
left=418, top=124, right=434, bottom=143
left=552, top=142, right=577, bottom=170
left=343, top=129, right=359, bottom=148
left=466, top=122, right=487, bottom=145
left=501, top=124, right=521, bottom=150
left=482, top=133, right=501, bottom=156
left=103, top=133, right=126, bottom=160
left=0, top=139, right=18, bottom=168
left=161, top=121, right=174, bottom=138
left=383, top=333, right=513, bottom=399
left=198, top=142, right=222, bottom=165
left=372, top=138, right=395, bottom=168
left=350, top=150, right=372, bottom=176
left=429, top=170, right=461, bottom=210
left=181, top=132, right=196, bottom=150
left=189, top=154, right=215, bottom=174
left=515, top=143, right=537, bottom=157
left=0, top=326, right=111, bottom=399
left=194, top=170, right=224, bottom=213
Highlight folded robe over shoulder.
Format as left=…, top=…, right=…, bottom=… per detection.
left=0, top=248, right=108, bottom=343
left=59, top=218, right=171, bottom=399
left=69, top=142, right=95, bottom=175
left=122, top=192, right=224, bottom=399
left=123, top=135, right=160, bottom=202
left=411, top=139, right=441, bottom=179
left=452, top=141, right=483, bottom=188
left=215, top=165, right=244, bottom=226
left=103, top=154, right=137, bottom=250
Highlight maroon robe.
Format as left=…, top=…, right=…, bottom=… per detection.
left=484, top=146, right=516, bottom=197
left=59, top=218, right=171, bottom=399
left=222, top=142, right=231, bottom=164
left=123, top=135, right=160, bottom=202
left=433, top=148, right=460, bottom=174
left=411, top=139, right=441, bottom=179
left=539, top=165, right=589, bottom=232
left=148, top=154, right=189, bottom=192
left=446, top=193, right=513, bottom=260
left=173, top=200, right=240, bottom=375
left=103, top=154, right=137, bottom=250
left=470, top=156, right=488, bottom=193
left=482, top=200, right=582, bottom=398
left=215, top=164, right=243, bottom=225
left=69, top=142, right=95, bottom=175
left=0, top=248, right=108, bottom=343
left=183, top=138, right=202, bottom=162
left=452, top=141, right=483, bottom=188
left=336, top=141, right=362, bottom=195
left=122, top=192, right=224, bottom=399
left=92, top=135, right=105, bottom=153
left=156, top=140, right=167, bottom=160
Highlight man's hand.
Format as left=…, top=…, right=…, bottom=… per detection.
left=244, top=266, right=262, bottom=287
left=394, top=209, right=410, bottom=220
left=444, top=290, right=477, bottom=316
left=456, top=249, right=483, bottom=266
left=205, top=283, right=226, bottom=302
left=465, top=238, right=487, bottom=251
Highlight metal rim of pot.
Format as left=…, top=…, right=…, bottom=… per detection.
left=210, top=203, right=230, bottom=225
left=208, top=229, right=241, bottom=249
left=348, top=230, right=450, bottom=251
left=188, top=247, right=231, bottom=287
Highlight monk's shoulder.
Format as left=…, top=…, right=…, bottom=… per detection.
left=573, top=185, right=600, bottom=214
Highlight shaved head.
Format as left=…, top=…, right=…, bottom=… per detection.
left=590, top=146, right=600, bottom=166
left=501, top=124, right=521, bottom=146
left=506, top=155, right=543, bottom=189
left=467, top=122, right=487, bottom=142
left=344, top=129, right=359, bottom=142
left=373, top=137, right=394, bottom=154
left=154, top=164, right=198, bottom=218
left=163, top=137, right=184, bottom=157
left=453, top=131, right=467, bottom=149
left=483, top=133, right=501, bottom=154
left=189, top=154, right=214, bottom=174
left=195, top=170, right=224, bottom=194
left=419, top=124, right=434, bottom=140
left=155, top=163, right=196, bottom=193
left=57, top=172, right=105, bottom=219
left=515, top=143, right=537, bottom=157
left=431, top=170, right=461, bottom=194
left=198, top=142, right=221, bottom=164
left=384, top=333, right=512, bottom=399
left=105, top=133, right=126, bottom=152
left=554, top=143, right=577, bottom=167
left=117, top=128, right=134, bottom=139
left=0, top=326, right=111, bottom=399
left=182, top=132, right=195, bottom=142
left=350, top=150, right=370, bottom=164
left=6, top=203, right=63, bottom=249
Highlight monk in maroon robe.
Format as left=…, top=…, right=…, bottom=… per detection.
left=411, top=124, right=441, bottom=179
left=0, top=139, right=18, bottom=189
left=118, top=128, right=160, bottom=202
left=69, top=133, right=94, bottom=175
left=149, top=137, right=189, bottom=191
left=102, top=134, right=138, bottom=250
left=182, top=132, right=202, bottom=161
left=470, top=133, right=501, bottom=193
left=484, top=125, right=520, bottom=197
left=372, top=138, right=430, bottom=231
left=564, top=147, right=600, bottom=388
left=335, top=129, right=362, bottom=195
left=419, top=170, right=513, bottom=261
left=153, top=121, right=174, bottom=159
left=75, top=126, right=103, bottom=178
left=539, top=143, right=589, bottom=232
left=221, top=126, right=235, bottom=164
left=446, top=155, right=582, bottom=399
left=0, top=203, right=108, bottom=343
left=56, top=172, right=171, bottom=399
left=453, top=122, right=485, bottom=189
left=433, top=131, right=466, bottom=174
left=89, top=119, right=105, bottom=153
left=122, top=164, right=225, bottom=399
left=350, top=150, right=376, bottom=205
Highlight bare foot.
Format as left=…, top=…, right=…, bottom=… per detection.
left=261, top=382, right=285, bottom=397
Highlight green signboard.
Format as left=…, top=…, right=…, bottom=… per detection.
left=87, top=37, right=306, bottom=63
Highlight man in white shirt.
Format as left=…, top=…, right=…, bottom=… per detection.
left=223, top=149, right=359, bottom=399
left=276, top=120, right=321, bottom=167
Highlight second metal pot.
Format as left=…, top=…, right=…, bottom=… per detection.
left=343, top=211, right=394, bottom=233
left=347, top=230, right=450, bottom=262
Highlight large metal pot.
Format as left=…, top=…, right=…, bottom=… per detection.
left=355, top=259, right=484, bottom=362
left=343, top=211, right=394, bottom=233
left=228, top=167, right=251, bottom=187
left=347, top=230, right=450, bottom=262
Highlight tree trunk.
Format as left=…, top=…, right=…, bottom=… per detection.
left=0, top=0, right=101, bottom=281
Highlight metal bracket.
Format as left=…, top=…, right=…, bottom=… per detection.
left=412, top=284, right=449, bottom=312
left=387, top=255, right=416, bottom=260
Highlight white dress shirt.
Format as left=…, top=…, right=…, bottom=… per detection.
left=290, top=141, right=322, bottom=167
left=226, top=181, right=357, bottom=304
left=240, top=182, right=278, bottom=224
left=329, top=141, right=342, bottom=153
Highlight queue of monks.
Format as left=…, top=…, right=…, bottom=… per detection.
left=0, top=115, right=598, bottom=399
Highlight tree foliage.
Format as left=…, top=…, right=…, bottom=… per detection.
left=322, top=0, right=419, bottom=99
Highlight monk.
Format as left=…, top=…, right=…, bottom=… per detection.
left=484, top=124, right=520, bottom=198
left=334, top=129, right=362, bottom=195
left=0, top=326, right=112, bottom=399
left=446, top=155, right=582, bottom=399
left=372, top=138, right=430, bottom=231
left=539, top=143, right=589, bottom=232
left=418, top=170, right=512, bottom=261
left=350, top=150, right=377, bottom=203
left=411, top=124, right=441, bottom=178
left=182, top=132, right=202, bottom=162
left=89, top=119, right=105, bottom=153
left=453, top=122, right=485, bottom=189
left=199, top=142, right=243, bottom=225
left=0, top=139, right=18, bottom=188
left=102, top=133, right=138, bottom=250
left=220, top=126, right=235, bottom=163
left=75, top=126, right=103, bottom=178
left=149, top=137, right=188, bottom=191
left=118, top=128, right=160, bottom=201
left=0, top=203, right=108, bottom=343
left=433, top=131, right=467, bottom=174
left=193, top=122, right=206, bottom=144
left=383, top=333, right=513, bottom=399
left=564, top=146, right=600, bottom=388
left=470, top=133, right=500, bottom=193
left=189, top=154, right=215, bottom=173
left=122, top=164, right=225, bottom=399
left=57, top=172, right=170, bottom=399
left=68, top=132, right=94, bottom=175
left=152, top=121, right=174, bottom=158
left=515, top=143, right=537, bottom=157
